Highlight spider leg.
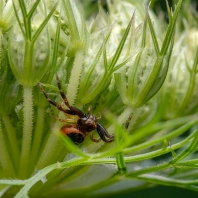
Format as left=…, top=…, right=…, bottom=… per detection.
left=90, top=131, right=101, bottom=142
left=56, top=74, right=71, bottom=108
left=39, top=83, right=72, bottom=114
left=60, top=101, right=77, bottom=115
left=56, top=74, right=86, bottom=118
left=50, top=108, right=76, bottom=123
left=96, top=123, right=114, bottom=142
left=87, top=105, right=92, bottom=114
left=125, top=113, right=133, bottom=129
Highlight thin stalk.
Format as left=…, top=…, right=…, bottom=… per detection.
left=36, top=132, right=63, bottom=169
left=23, top=41, right=33, bottom=85
left=135, top=174, right=198, bottom=188
left=123, top=131, right=195, bottom=162
left=15, top=158, right=86, bottom=198
left=19, top=86, right=33, bottom=179
left=126, top=162, right=170, bottom=177
left=108, top=106, right=133, bottom=133
left=29, top=107, right=45, bottom=173
left=2, top=115, right=20, bottom=171
left=67, top=50, right=84, bottom=105
left=177, top=48, right=198, bottom=115
left=116, top=153, right=127, bottom=174
left=115, top=115, right=128, bottom=174
left=170, top=128, right=198, bottom=163
left=98, top=115, right=196, bottom=158
left=0, top=119, right=16, bottom=177
left=124, top=117, right=198, bottom=154
left=0, top=185, right=10, bottom=197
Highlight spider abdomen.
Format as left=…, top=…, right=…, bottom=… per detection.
left=61, top=125, right=86, bottom=145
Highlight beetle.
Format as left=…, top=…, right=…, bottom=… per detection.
left=39, top=74, right=114, bottom=145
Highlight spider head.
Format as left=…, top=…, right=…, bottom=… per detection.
left=77, top=115, right=97, bottom=132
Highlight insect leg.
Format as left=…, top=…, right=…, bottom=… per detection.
left=56, top=74, right=71, bottom=108
left=87, top=105, right=92, bottom=114
left=125, top=113, right=133, bottom=129
left=49, top=108, right=75, bottom=123
left=56, top=74, right=86, bottom=117
left=39, top=83, right=70, bottom=114
left=90, top=131, right=101, bottom=142
left=96, top=123, right=114, bottom=142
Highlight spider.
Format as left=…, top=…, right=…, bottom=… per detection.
left=39, top=74, right=114, bottom=145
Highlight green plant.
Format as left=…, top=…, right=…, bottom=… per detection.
left=2, top=0, right=198, bottom=197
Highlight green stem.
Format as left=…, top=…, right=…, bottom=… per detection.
left=36, top=133, right=64, bottom=169
left=0, top=185, right=10, bottom=197
left=19, top=86, right=33, bottom=179
left=108, top=106, right=133, bottom=134
left=2, top=115, right=20, bottom=171
left=177, top=48, right=198, bottom=115
left=115, top=117, right=127, bottom=174
left=29, top=107, right=45, bottom=173
left=170, top=128, right=198, bottom=164
left=15, top=158, right=86, bottom=198
left=0, top=119, right=16, bottom=177
left=123, top=131, right=195, bottom=162
left=135, top=174, right=198, bottom=190
left=126, top=162, right=170, bottom=177
left=124, top=117, right=198, bottom=154
left=98, top=115, right=196, bottom=158
left=23, top=41, right=33, bottom=85
left=116, top=153, right=127, bottom=174
left=67, top=50, right=84, bottom=105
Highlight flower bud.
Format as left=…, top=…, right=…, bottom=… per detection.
left=114, top=0, right=182, bottom=108
left=60, top=0, right=87, bottom=56
left=160, top=29, right=198, bottom=119
left=8, top=1, right=58, bottom=87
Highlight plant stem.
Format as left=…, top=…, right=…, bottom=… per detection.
left=15, top=158, right=86, bottom=198
left=170, top=128, right=198, bottom=163
left=2, top=114, right=20, bottom=171
left=36, top=132, right=64, bottom=169
left=135, top=174, right=198, bottom=191
left=29, top=107, right=45, bottom=173
left=116, top=153, right=127, bottom=174
left=115, top=117, right=127, bottom=174
left=67, top=50, right=84, bottom=105
left=0, top=185, right=10, bottom=197
left=19, top=86, right=33, bottom=179
left=106, top=107, right=133, bottom=137
left=0, top=118, right=16, bottom=177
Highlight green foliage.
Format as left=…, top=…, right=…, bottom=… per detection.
left=2, top=0, right=198, bottom=197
